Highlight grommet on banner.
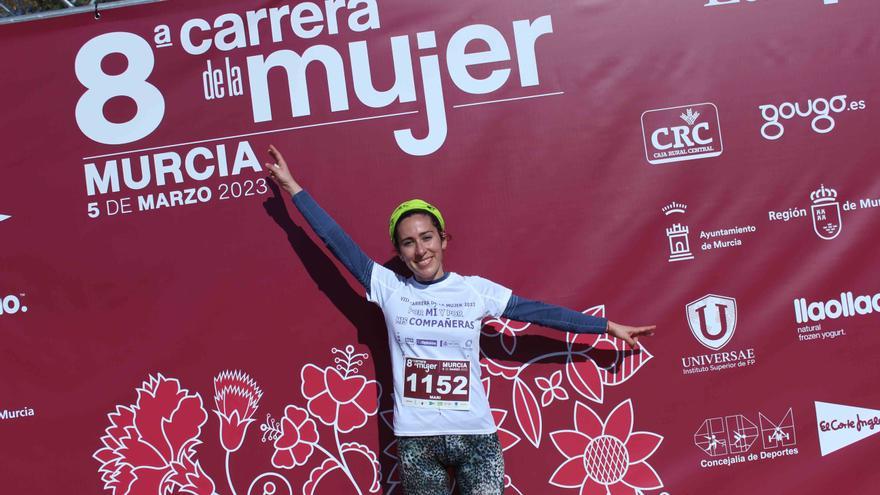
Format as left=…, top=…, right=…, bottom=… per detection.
left=94, top=1, right=101, bottom=20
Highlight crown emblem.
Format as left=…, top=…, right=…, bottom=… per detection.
left=680, top=108, right=700, bottom=126
left=662, top=202, right=688, bottom=216
left=810, top=184, right=838, bottom=204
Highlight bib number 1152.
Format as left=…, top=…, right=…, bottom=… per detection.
left=403, top=357, right=470, bottom=410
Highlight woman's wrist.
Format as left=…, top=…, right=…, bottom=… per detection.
left=285, top=182, right=303, bottom=196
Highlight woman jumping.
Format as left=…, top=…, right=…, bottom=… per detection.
left=264, top=145, right=655, bottom=495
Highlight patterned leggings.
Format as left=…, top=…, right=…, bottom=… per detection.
left=397, top=433, right=505, bottom=495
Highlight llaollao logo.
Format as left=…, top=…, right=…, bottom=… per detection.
left=0, top=293, right=28, bottom=316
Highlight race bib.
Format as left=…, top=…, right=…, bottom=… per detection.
left=402, top=357, right=470, bottom=410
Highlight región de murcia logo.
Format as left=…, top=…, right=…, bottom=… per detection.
left=769, top=184, right=880, bottom=241
left=810, top=185, right=842, bottom=240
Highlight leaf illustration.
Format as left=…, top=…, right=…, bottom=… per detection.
left=589, top=335, right=653, bottom=386
left=565, top=358, right=603, bottom=403
left=512, top=378, right=543, bottom=448
left=491, top=409, right=521, bottom=451
left=501, top=331, right=517, bottom=355
left=303, top=458, right=340, bottom=495
left=340, top=442, right=381, bottom=493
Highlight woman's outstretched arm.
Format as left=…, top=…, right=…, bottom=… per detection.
left=502, top=295, right=655, bottom=350
left=263, top=145, right=374, bottom=289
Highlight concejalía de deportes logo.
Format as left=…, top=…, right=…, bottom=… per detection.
left=694, top=408, right=798, bottom=469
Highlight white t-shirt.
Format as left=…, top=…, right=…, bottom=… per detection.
left=367, top=264, right=512, bottom=436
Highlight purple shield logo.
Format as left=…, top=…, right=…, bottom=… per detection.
left=810, top=185, right=842, bottom=240
left=686, top=294, right=737, bottom=350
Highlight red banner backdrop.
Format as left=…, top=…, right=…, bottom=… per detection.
left=2, top=0, right=880, bottom=494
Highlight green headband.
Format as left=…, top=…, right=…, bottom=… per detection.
left=389, top=199, right=445, bottom=242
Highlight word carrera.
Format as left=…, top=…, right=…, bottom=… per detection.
left=178, top=1, right=383, bottom=53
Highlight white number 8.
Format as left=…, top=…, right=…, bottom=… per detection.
left=75, top=32, right=165, bottom=145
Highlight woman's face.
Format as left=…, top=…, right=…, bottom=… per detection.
left=395, top=213, right=447, bottom=282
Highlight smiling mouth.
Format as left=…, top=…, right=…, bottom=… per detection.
left=415, top=258, right=432, bottom=267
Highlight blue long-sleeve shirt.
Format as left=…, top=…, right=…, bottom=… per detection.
left=292, top=191, right=607, bottom=334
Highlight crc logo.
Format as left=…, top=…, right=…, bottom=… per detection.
left=686, top=294, right=736, bottom=350
left=641, top=103, right=723, bottom=164
left=758, top=95, right=866, bottom=140
left=0, top=294, right=28, bottom=316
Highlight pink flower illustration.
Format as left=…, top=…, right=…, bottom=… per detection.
left=93, top=374, right=216, bottom=495
left=272, top=405, right=319, bottom=468
left=300, top=346, right=379, bottom=433
left=536, top=370, right=569, bottom=407
left=550, top=400, right=663, bottom=495
left=213, top=370, right=262, bottom=452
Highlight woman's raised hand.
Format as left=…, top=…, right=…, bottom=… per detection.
left=264, top=144, right=302, bottom=195
left=607, top=321, right=656, bottom=350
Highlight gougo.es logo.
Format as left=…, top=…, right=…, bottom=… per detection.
left=758, top=94, right=866, bottom=140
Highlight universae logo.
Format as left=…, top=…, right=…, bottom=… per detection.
left=686, top=294, right=736, bottom=350
left=641, top=103, right=723, bottom=164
